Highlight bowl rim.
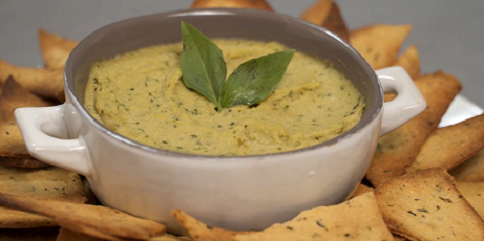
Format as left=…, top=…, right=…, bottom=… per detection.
left=64, top=7, right=383, bottom=159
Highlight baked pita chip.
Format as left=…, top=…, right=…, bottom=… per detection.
left=0, top=60, right=64, bottom=101
left=0, top=227, right=59, bottom=241
left=0, top=193, right=166, bottom=240
left=450, top=149, right=484, bottom=182
left=374, top=168, right=484, bottom=240
left=366, top=71, right=462, bottom=186
left=407, top=114, right=484, bottom=172
left=57, top=227, right=191, bottom=241
left=351, top=183, right=374, bottom=198
left=300, top=0, right=333, bottom=25
left=172, top=210, right=250, bottom=241
left=38, top=29, right=78, bottom=69
left=234, top=192, right=393, bottom=241
left=191, top=0, right=273, bottom=11
left=300, top=1, right=350, bottom=42
left=456, top=182, right=484, bottom=218
left=0, top=76, right=51, bottom=167
left=393, top=45, right=420, bottom=79
left=0, top=163, right=85, bottom=228
left=350, top=25, right=412, bottom=70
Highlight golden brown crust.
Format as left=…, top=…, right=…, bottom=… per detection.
left=407, top=114, right=484, bottom=172
left=350, top=25, right=412, bottom=70
left=393, top=45, right=420, bottom=79
left=374, top=168, right=484, bottom=240
left=38, top=29, right=78, bottom=70
left=0, top=60, right=64, bottom=101
left=0, top=76, right=51, bottom=158
left=0, top=193, right=165, bottom=240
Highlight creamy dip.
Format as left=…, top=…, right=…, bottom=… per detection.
left=84, top=40, right=364, bottom=156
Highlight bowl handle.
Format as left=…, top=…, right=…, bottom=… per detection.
left=376, top=66, right=427, bottom=136
left=14, top=105, right=92, bottom=177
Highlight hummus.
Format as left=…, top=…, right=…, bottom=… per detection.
left=84, top=40, right=364, bottom=156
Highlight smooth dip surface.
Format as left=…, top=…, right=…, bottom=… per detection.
left=84, top=40, right=365, bottom=156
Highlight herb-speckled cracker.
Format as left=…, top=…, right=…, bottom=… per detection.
left=0, top=60, right=64, bottom=101
left=366, top=71, right=462, bottom=186
left=0, top=76, right=51, bottom=168
left=456, top=182, right=484, bottom=218
left=450, top=150, right=484, bottom=182
left=300, top=1, right=350, bottom=42
left=57, top=227, right=191, bottom=241
left=0, top=163, right=85, bottom=228
left=234, top=192, right=393, bottom=241
left=374, top=168, right=484, bottom=240
left=172, top=210, right=250, bottom=241
left=350, top=25, right=412, bottom=70
left=407, top=114, right=484, bottom=173
left=38, top=29, right=78, bottom=70
left=0, top=193, right=166, bottom=240
left=393, top=45, right=420, bottom=79
left=351, top=183, right=374, bottom=198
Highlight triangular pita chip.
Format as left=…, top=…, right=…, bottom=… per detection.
left=172, top=210, right=251, bottom=241
left=450, top=149, right=484, bottom=182
left=456, top=182, right=484, bottom=218
left=393, top=45, right=420, bottom=79
left=350, top=24, right=412, bottom=70
left=0, top=193, right=166, bottom=240
left=366, top=71, right=462, bottom=186
left=0, top=76, right=51, bottom=165
left=0, top=60, right=64, bottom=101
left=38, top=29, right=78, bottom=69
left=234, top=192, right=393, bottom=241
left=407, top=114, right=484, bottom=172
left=374, top=168, right=484, bottom=240
left=0, top=163, right=85, bottom=228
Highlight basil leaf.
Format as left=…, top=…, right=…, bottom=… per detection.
left=220, top=49, right=295, bottom=108
left=180, top=21, right=227, bottom=109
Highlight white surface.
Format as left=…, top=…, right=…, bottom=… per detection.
left=440, top=95, right=484, bottom=127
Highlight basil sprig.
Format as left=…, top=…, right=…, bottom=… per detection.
left=180, top=21, right=295, bottom=110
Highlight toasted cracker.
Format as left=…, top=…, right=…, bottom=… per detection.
left=393, top=45, right=420, bottom=79
left=351, top=183, right=374, bottom=198
left=0, top=60, right=64, bottom=101
left=0, top=193, right=166, bottom=240
left=366, top=71, right=462, bottom=186
left=0, top=76, right=51, bottom=163
left=456, top=182, right=484, bottom=218
left=300, top=1, right=350, bottom=42
left=321, top=2, right=350, bottom=42
left=234, top=192, right=393, bottom=241
left=172, top=210, right=250, bottom=241
left=374, top=168, right=484, bottom=240
left=0, top=163, right=85, bottom=228
left=450, top=149, right=484, bottom=182
left=300, top=0, right=333, bottom=25
left=407, top=114, right=484, bottom=173
left=0, top=227, right=59, bottom=241
left=191, top=0, right=273, bottom=11
left=38, top=29, right=77, bottom=70
left=350, top=24, right=412, bottom=70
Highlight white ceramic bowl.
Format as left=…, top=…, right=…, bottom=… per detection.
left=15, top=8, right=426, bottom=233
